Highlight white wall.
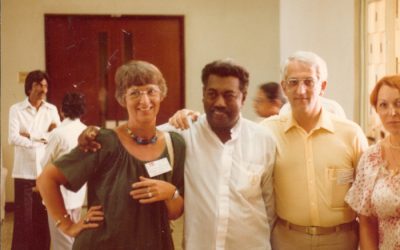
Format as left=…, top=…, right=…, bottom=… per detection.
left=1, top=0, right=280, bottom=202
left=280, top=0, right=360, bottom=119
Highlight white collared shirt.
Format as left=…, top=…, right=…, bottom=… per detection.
left=161, top=114, right=276, bottom=250
left=8, top=98, right=60, bottom=179
left=40, top=118, right=87, bottom=210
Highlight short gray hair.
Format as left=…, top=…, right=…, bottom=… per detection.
left=281, top=51, right=328, bottom=82
left=114, top=60, right=167, bottom=107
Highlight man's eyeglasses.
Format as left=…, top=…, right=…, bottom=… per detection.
left=285, top=78, right=318, bottom=89
left=126, top=87, right=161, bottom=99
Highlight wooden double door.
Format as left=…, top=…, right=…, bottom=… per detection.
left=45, top=14, right=185, bottom=126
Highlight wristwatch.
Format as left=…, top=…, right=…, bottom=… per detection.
left=171, top=189, right=180, bottom=200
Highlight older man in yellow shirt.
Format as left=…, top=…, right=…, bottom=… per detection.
left=260, top=51, right=368, bottom=250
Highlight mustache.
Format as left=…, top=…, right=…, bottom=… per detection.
left=211, top=107, right=229, bottom=114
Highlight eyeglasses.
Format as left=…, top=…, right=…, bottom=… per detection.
left=126, top=87, right=161, bottom=99
left=376, top=100, right=400, bottom=115
left=205, top=90, right=241, bottom=102
left=285, top=78, right=318, bottom=89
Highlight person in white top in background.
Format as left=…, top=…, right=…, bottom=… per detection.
left=8, top=70, right=60, bottom=250
left=40, top=92, right=87, bottom=250
left=166, top=59, right=276, bottom=250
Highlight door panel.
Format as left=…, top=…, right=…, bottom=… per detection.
left=45, top=15, right=185, bottom=126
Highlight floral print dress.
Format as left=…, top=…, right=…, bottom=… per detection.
left=345, top=143, right=400, bottom=250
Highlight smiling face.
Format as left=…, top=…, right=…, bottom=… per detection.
left=376, top=84, right=400, bottom=136
left=125, top=84, right=163, bottom=125
left=203, top=75, right=245, bottom=132
left=281, top=60, right=326, bottom=115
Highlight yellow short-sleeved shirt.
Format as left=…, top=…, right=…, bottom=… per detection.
left=261, top=109, right=368, bottom=227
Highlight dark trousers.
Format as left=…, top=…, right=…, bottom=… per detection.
left=11, top=179, right=50, bottom=250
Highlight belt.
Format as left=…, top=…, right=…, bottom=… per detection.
left=276, top=218, right=357, bottom=236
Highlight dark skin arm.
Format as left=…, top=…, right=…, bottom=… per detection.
left=48, top=122, right=57, bottom=132
left=78, top=126, right=102, bottom=152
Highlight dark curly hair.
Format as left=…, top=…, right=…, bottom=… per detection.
left=201, top=59, right=249, bottom=93
left=24, top=70, right=49, bottom=96
left=259, top=82, right=286, bottom=104
left=61, top=92, right=86, bottom=119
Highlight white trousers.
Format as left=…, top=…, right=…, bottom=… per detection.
left=48, top=208, right=82, bottom=250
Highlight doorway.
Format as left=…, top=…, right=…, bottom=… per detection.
left=45, top=14, right=185, bottom=126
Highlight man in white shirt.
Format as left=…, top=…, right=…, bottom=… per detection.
left=79, top=59, right=277, bottom=250
left=8, top=70, right=60, bottom=250
left=40, top=92, right=87, bottom=250
left=165, top=59, right=276, bottom=250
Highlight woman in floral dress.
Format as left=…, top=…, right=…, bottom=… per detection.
left=345, top=75, right=400, bottom=249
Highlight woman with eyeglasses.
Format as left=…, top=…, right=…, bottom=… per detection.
left=37, top=60, right=185, bottom=250
left=345, top=75, right=400, bottom=249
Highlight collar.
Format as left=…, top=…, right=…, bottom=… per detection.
left=60, top=118, right=79, bottom=126
left=203, top=113, right=242, bottom=141
left=229, top=114, right=242, bottom=140
left=282, top=108, right=335, bottom=134
left=21, top=98, right=52, bottom=110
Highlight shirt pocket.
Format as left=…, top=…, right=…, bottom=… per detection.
left=231, top=162, right=263, bottom=198
left=325, top=166, right=354, bottom=209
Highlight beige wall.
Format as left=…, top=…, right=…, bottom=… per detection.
left=280, top=0, right=361, bottom=119
left=1, top=0, right=280, bottom=202
left=1, top=0, right=360, bottom=203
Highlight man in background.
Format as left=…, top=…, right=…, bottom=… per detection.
left=253, top=81, right=286, bottom=118
left=8, top=70, right=60, bottom=250
left=40, top=92, right=87, bottom=250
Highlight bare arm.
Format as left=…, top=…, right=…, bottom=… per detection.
left=359, top=214, right=379, bottom=250
left=37, top=164, right=103, bottom=236
left=130, top=176, right=183, bottom=220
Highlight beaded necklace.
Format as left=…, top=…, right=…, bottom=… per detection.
left=126, top=126, right=158, bottom=145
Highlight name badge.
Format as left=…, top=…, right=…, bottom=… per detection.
left=145, top=157, right=172, bottom=178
